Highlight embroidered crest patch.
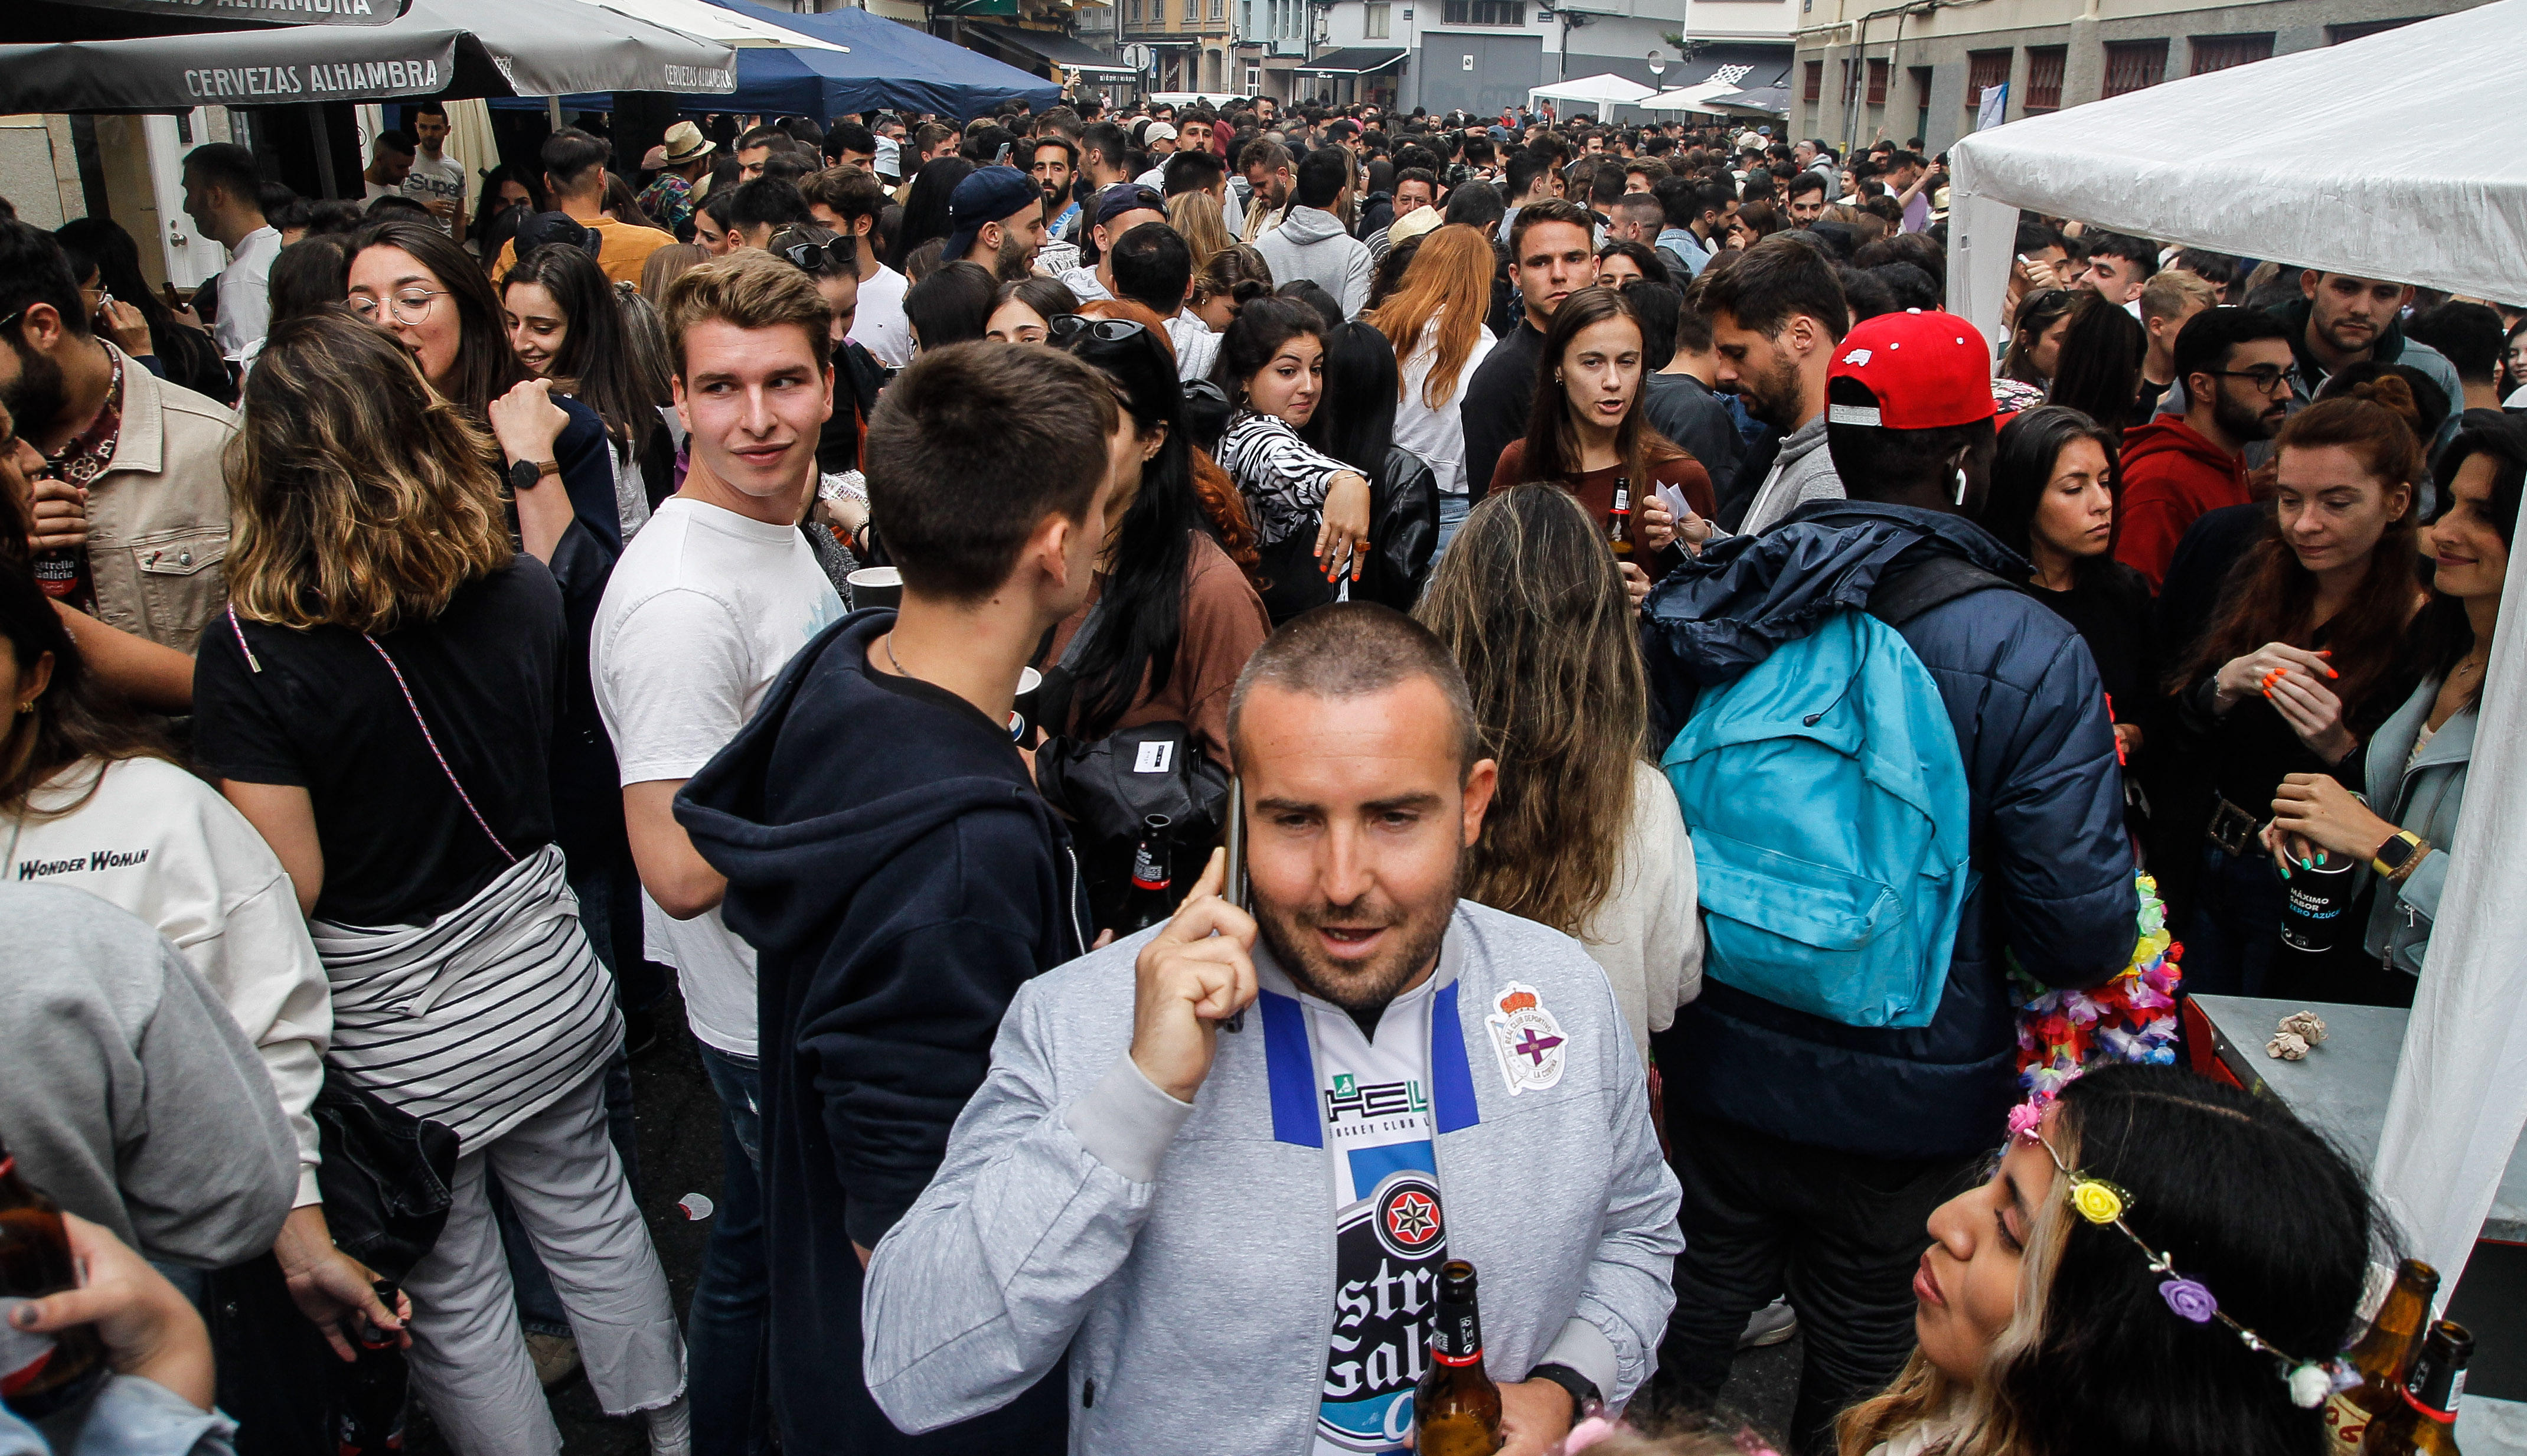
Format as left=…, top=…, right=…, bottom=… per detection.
left=1484, top=982, right=1568, bottom=1095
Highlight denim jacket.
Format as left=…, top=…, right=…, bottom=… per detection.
left=2358, top=675, right=2475, bottom=976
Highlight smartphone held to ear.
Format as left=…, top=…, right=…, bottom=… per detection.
left=1221, top=775, right=1247, bottom=1033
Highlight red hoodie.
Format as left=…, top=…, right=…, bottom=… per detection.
left=2115, top=417, right=2249, bottom=589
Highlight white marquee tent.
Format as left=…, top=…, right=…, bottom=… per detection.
left=1949, top=0, right=2527, bottom=1302
left=578, top=0, right=847, bottom=50
left=1529, top=71, right=1656, bottom=118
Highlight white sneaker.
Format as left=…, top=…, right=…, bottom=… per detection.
left=1737, top=1299, right=1798, bottom=1349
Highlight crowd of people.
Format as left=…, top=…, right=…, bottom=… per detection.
left=2, top=82, right=2521, bottom=1456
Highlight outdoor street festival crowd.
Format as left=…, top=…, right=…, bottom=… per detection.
left=0, top=80, right=2521, bottom=1456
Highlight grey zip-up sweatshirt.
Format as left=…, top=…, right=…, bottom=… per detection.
left=1253, top=204, right=1374, bottom=320
left=0, top=884, right=296, bottom=1266
left=1736, top=410, right=1844, bottom=536
left=863, top=903, right=1682, bottom=1451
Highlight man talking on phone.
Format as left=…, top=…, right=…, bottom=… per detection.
left=861, top=603, right=1682, bottom=1455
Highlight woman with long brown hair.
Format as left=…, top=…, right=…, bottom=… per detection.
left=1165, top=187, right=1234, bottom=274
left=1413, top=481, right=1699, bottom=1059
left=2166, top=377, right=2431, bottom=997
left=1490, top=285, right=1709, bottom=605
left=1367, top=224, right=1497, bottom=553
left=193, top=310, right=688, bottom=1454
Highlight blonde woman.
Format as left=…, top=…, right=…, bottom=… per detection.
left=1165, top=187, right=1235, bottom=275
left=1412, top=482, right=1699, bottom=1060
left=192, top=311, right=688, bottom=1456
left=1367, top=224, right=1498, bottom=551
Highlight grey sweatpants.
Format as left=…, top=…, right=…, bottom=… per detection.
left=403, top=1065, right=685, bottom=1454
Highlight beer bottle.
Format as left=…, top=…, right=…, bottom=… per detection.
left=0, top=1136, right=109, bottom=1420
left=1415, top=1259, right=1502, bottom=1456
left=1118, top=814, right=1177, bottom=933
left=2326, top=1259, right=2441, bottom=1454
left=2360, top=1320, right=2472, bottom=1456
left=29, top=546, right=96, bottom=616
left=1607, top=479, right=1634, bottom=559
left=334, top=1281, right=409, bottom=1456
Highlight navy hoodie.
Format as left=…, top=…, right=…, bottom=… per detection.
left=677, top=609, right=1084, bottom=1452
left=1641, top=502, right=2138, bottom=1160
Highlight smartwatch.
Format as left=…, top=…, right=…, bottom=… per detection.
left=1524, top=1362, right=1602, bottom=1425
left=508, top=458, right=560, bottom=494
left=2370, top=830, right=2424, bottom=879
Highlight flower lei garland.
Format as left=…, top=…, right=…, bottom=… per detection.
left=2008, top=872, right=2183, bottom=1104
left=2013, top=1117, right=2346, bottom=1408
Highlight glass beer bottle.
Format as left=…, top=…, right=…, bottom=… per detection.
left=1607, top=480, right=1634, bottom=559
left=2327, top=1259, right=2440, bottom=1454
left=1118, top=814, right=1177, bottom=934
left=1415, top=1259, right=1501, bottom=1455
left=0, top=1137, right=109, bottom=1419
left=2360, top=1320, right=2472, bottom=1456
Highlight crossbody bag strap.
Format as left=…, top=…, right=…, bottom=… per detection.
left=363, top=635, right=518, bottom=866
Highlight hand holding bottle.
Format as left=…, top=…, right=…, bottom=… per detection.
left=9, top=1211, right=215, bottom=1412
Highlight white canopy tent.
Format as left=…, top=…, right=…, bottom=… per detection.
left=1950, top=0, right=2527, bottom=1302
left=1642, top=76, right=1749, bottom=114
left=572, top=0, right=847, bottom=50
left=1528, top=71, right=1656, bottom=118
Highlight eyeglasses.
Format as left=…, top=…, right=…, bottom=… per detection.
left=350, top=289, right=448, bottom=325
left=1048, top=314, right=1149, bottom=344
left=783, top=237, right=859, bottom=276
left=2208, top=365, right=2293, bottom=396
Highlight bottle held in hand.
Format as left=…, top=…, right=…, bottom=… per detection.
left=335, top=1280, right=410, bottom=1455
left=1415, top=1259, right=1503, bottom=1455
left=0, top=1138, right=109, bottom=1420
left=1607, top=479, right=1634, bottom=559
left=1119, top=814, right=1177, bottom=935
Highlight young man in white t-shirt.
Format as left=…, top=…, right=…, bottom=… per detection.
left=401, top=102, right=469, bottom=237
left=590, top=250, right=844, bottom=1444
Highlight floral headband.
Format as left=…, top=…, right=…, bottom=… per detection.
left=2010, top=1104, right=2343, bottom=1408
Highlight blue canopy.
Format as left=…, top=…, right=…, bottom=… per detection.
left=491, top=0, right=1057, bottom=119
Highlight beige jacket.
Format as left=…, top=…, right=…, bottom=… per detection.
left=86, top=345, right=239, bottom=655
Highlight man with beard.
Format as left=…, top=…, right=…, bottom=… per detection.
left=2114, top=306, right=2296, bottom=589
left=860, top=603, right=1681, bottom=1456
left=942, top=166, right=1050, bottom=284
left=2270, top=270, right=2463, bottom=447
left=0, top=221, right=237, bottom=655
left=1702, top=234, right=1849, bottom=534
left=1240, top=140, right=1297, bottom=243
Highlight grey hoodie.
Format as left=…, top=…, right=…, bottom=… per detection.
left=1736, top=410, right=1844, bottom=535
left=0, top=884, right=296, bottom=1266
left=1254, top=204, right=1374, bottom=320
left=863, top=903, right=1682, bottom=1451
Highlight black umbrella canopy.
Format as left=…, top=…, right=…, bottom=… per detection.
left=18, top=0, right=405, bottom=44
left=0, top=0, right=737, bottom=112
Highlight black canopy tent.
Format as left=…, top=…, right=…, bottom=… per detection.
left=18, top=0, right=402, bottom=45
left=0, top=0, right=738, bottom=112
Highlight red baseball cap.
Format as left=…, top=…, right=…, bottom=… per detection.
left=1826, top=309, right=1997, bottom=430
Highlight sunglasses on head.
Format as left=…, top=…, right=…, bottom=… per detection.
left=1048, top=314, right=1148, bottom=344
left=782, top=236, right=858, bottom=276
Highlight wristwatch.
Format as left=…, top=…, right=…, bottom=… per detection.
left=507, top=458, right=561, bottom=494
left=1524, top=1362, right=1602, bottom=1425
left=2371, top=830, right=2425, bottom=880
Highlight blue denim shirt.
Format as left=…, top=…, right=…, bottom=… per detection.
left=1656, top=227, right=1711, bottom=279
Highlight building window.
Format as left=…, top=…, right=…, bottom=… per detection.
left=1803, top=58, right=1822, bottom=102
left=1866, top=57, right=1887, bottom=105
left=1364, top=1, right=1389, bottom=36
left=2329, top=17, right=2417, bottom=43
left=1129, top=0, right=1141, bottom=24
left=1909, top=64, right=1932, bottom=141
left=2023, top=46, right=2065, bottom=111
left=1210, top=0, right=1222, bottom=19
left=1241, top=0, right=1251, bottom=31
left=1966, top=48, right=2010, bottom=106
left=1441, top=0, right=1521, bottom=23
left=1184, top=0, right=1197, bottom=24
left=2101, top=38, right=2166, bottom=96
left=2190, top=32, right=2274, bottom=74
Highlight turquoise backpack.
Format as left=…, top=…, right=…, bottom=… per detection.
left=1659, top=574, right=1983, bottom=1030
